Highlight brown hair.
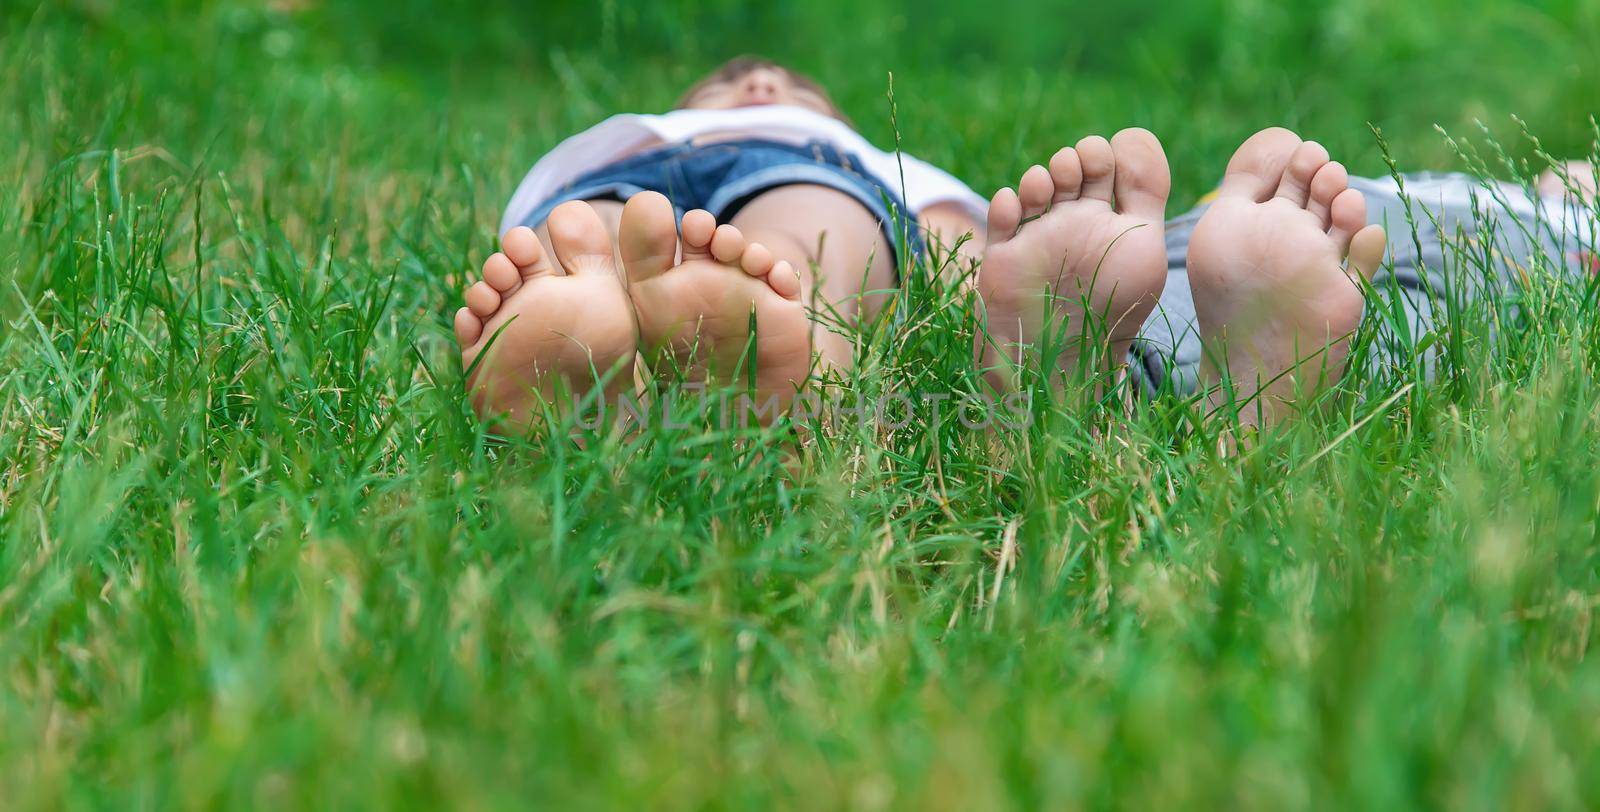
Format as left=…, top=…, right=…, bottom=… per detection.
left=675, top=55, right=852, bottom=125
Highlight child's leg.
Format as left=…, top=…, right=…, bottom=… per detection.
left=1539, top=160, right=1599, bottom=202
left=725, top=184, right=898, bottom=371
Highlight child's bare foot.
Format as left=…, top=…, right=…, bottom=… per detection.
left=456, top=203, right=638, bottom=429
left=978, top=128, right=1171, bottom=388
left=621, top=192, right=811, bottom=420
left=1188, top=127, right=1387, bottom=427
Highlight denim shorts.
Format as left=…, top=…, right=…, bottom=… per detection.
left=514, top=138, right=924, bottom=266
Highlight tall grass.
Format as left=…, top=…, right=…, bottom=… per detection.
left=3, top=0, right=1600, bottom=807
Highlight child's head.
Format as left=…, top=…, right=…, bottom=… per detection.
left=676, top=56, right=849, bottom=124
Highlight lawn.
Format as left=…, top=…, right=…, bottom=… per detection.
left=4, top=0, right=1600, bottom=808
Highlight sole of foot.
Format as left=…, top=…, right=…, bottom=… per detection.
left=979, top=129, right=1171, bottom=393
left=456, top=202, right=639, bottom=431
left=1188, top=127, right=1387, bottom=427
left=978, top=127, right=1172, bottom=391
left=621, top=192, right=811, bottom=423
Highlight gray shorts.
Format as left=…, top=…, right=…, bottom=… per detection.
left=1127, top=173, right=1600, bottom=397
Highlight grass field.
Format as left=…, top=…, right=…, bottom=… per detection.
left=5, top=0, right=1600, bottom=807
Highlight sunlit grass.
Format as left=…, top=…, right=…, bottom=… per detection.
left=3, top=1, right=1600, bottom=808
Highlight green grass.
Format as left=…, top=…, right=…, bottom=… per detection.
left=4, top=0, right=1600, bottom=807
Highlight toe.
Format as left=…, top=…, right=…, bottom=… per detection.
left=1076, top=135, right=1116, bottom=203
left=501, top=226, right=553, bottom=278
left=1275, top=140, right=1330, bottom=208
left=987, top=187, right=1022, bottom=241
left=620, top=191, right=680, bottom=285
left=546, top=201, right=616, bottom=275
left=1348, top=225, right=1387, bottom=280
left=482, top=252, right=521, bottom=292
left=1307, top=161, right=1349, bottom=228
left=765, top=259, right=802, bottom=300
left=1048, top=147, right=1083, bottom=203
left=464, top=281, right=501, bottom=318
left=1018, top=164, right=1053, bottom=219
left=1328, top=187, right=1368, bottom=253
left=680, top=209, right=718, bottom=260
left=454, top=307, right=483, bottom=347
left=1110, top=127, right=1171, bottom=221
left=1217, top=127, right=1304, bottom=202
left=710, top=224, right=746, bottom=264
left=740, top=242, right=775, bottom=277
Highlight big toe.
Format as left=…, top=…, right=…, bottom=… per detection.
left=1217, top=127, right=1304, bottom=203
left=620, top=191, right=680, bottom=285
left=1110, top=127, right=1170, bottom=221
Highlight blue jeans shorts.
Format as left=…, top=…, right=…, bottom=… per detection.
left=514, top=138, right=924, bottom=267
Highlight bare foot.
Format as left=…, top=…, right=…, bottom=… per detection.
left=621, top=192, right=811, bottom=422
left=456, top=202, right=638, bottom=430
left=1188, top=127, right=1387, bottom=427
left=978, top=128, right=1171, bottom=388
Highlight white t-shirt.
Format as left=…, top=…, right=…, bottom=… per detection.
left=500, top=105, right=987, bottom=235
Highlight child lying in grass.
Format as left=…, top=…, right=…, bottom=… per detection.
left=455, top=56, right=1599, bottom=430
